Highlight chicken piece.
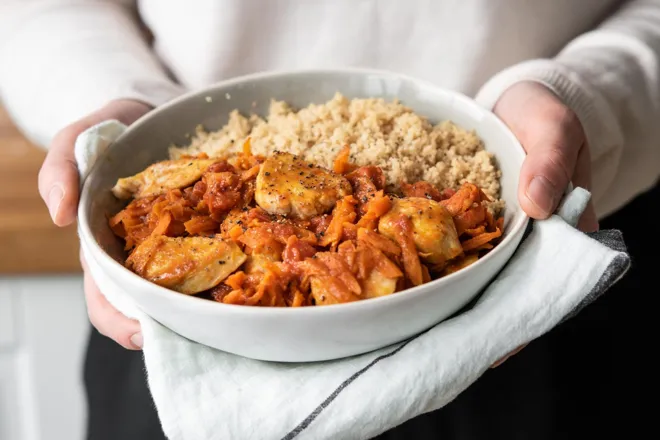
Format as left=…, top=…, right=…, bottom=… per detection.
left=126, top=235, right=246, bottom=294
left=309, top=258, right=398, bottom=304
left=243, top=242, right=284, bottom=274
left=362, top=271, right=398, bottom=299
left=112, top=158, right=218, bottom=200
left=378, top=197, right=462, bottom=265
left=297, top=251, right=361, bottom=306
left=351, top=240, right=402, bottom=298
left=306, top=241, right=401, bottom=304
left=310, top=278, right=342, bottom=306
left=254, top=152, right=352, bottom=219
left=309, top=275, right=363, bottom=306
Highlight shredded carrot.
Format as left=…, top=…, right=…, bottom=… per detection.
left=319, top=196, right=358, bottom=248
left=290, top=286, right=307, bottom=307
left=464, top=225, right=486, bottom=237
left=461, top=228, right=502, bottom=252
left=227, top=225, right=244, bottom=242
left=454, top=204, right=486, bottom=235
left=440, top=183, right=480, bottom=216
left=241, top=164, right=261, bottom=181
left=357, top=228, right=401, bottom=256
left=333, top=145, right=352, bottom=174
left=391, top=215, right=424, bottom=286
left=222, top=289, right=246, bottom=305
left=355, top=191, right=392, bottom=229
left=151, top=211, right=172, bottom=236
left=224, top=272, right=246, bottom=290
left=243, top=137, right=252, bottom=156
left=184, top=216, right=218, bottom=235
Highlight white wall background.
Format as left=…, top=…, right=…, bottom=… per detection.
left=0, top=276, right=89, bottom=440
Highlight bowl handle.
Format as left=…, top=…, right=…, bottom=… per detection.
left=74, top=120, right=127, bottom=187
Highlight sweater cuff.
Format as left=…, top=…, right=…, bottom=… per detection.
left=474, top=59, right=623, bottom=164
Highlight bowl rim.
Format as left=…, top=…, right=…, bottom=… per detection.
left=78, top=67, right=530, bottom=316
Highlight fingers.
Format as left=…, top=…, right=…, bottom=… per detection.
left=80, top=254, right=142, bottom=350
left=84, top=271, right=143, bottom=350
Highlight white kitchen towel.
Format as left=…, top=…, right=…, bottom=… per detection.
left=77, top=121, right=631, bottom=440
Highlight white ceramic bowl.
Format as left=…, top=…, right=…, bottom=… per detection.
left=78, top=69, right=529, bottom=362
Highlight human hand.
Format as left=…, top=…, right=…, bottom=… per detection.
left=488, top=81, right=599, bottom=368
left=495, top=81, right=599, bottom=231
left=39, top=99, right=153, bottom=349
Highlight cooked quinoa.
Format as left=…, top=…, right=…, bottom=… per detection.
left=169, top=92, right=503, bottom=211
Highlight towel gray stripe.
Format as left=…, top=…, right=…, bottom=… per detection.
left=560, top=252, right=630, bottom=324
left=280, top=228, right=629, bottom=440
left=588, top=229, right=628, bottom=252
left=280, top=335, right=422, bottom=440
left=558, top=229, right=630, bottom=324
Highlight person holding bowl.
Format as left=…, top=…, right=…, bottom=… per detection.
left=0, top=1, right=658, bottom=439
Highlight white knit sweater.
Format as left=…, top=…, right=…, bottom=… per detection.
left=1, top=0, right=658, bottom=217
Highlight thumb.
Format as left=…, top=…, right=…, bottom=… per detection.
left=494, top=82, right=584, bottom=219
left=38, top=123, right=86, bottom=226
left=518, top=119, right=583, bottom=219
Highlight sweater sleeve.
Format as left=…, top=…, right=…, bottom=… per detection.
left=475, top=0, right=660, bottom=217
left=0, top=0, right=186, bottom=148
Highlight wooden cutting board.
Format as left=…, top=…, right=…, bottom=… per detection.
left=0, top=106, right=81, bottom=274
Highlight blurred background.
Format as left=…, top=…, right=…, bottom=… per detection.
left=0, top=105, right=88, bottom=440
